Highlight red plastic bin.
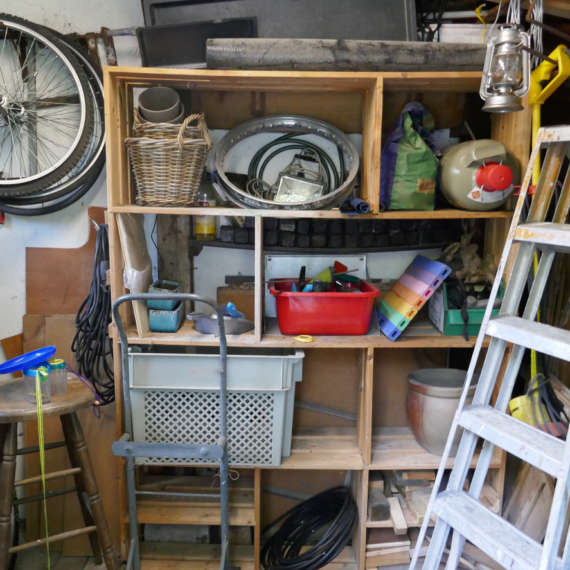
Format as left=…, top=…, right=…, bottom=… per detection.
left=268, top=278, right=380, bottom=335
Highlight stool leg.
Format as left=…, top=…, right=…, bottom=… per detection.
left=0, top=424, right=17, bottom=570
left=60, top=413, right=118, bottom=570
left=63, top=428, right=103, bottom=567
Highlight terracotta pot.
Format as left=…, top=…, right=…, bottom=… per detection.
left=407, top=368, right=476, bottom=456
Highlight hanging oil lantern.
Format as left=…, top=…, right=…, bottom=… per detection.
left=480, top=25, right=531, bottom=113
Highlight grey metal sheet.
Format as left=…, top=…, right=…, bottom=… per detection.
left=142, top=0, right=415, bottom=41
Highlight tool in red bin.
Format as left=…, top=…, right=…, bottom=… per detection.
left=310, top=261, right=350, bottom=283
left=297, top=266, right=306, bottom=291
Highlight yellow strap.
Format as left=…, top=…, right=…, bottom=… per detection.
left=474, top=4, right=487, bottom=43
left=530, top=94, right=541, bottom=382
left=294, top=335, right=313, bottom=343
left=35, top=369, right=50, bottom=569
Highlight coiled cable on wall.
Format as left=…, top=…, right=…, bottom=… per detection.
left=71, top=222, right=114, bottom=405
left=261, top=486, right=357, bottom=569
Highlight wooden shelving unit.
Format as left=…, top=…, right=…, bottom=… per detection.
left=104, top=66, right=528, bottom=569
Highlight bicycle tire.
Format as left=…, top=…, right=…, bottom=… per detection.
left=0, top=14, right=94, bottom=197
left=4, top=34, right=105, bottom=204
left=0, top=176, right=98, bottom=216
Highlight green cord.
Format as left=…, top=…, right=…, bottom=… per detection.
left=35, top=369, right=50, bottom=569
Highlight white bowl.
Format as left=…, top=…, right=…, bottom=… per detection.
left=139, top=86, right=181, bottom=123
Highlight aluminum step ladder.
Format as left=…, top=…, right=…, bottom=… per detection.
left=410, top=126, right=570, bottom=570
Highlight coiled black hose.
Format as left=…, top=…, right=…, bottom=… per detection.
left=261, top=486, right=357, bottom=569
left=71, top=223, right=114, bottom=404
left=247, top=133, right=345, bottom=197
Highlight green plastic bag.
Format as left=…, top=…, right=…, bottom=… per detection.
left=380, top=103, right=438, bottom=211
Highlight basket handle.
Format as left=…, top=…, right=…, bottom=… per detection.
left=177, top=113, right=212, bottom=149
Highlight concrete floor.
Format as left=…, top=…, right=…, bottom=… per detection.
left=13, top=536, right=439, bottom=570
left=14, top=550, right=105, bottom=569
left=12, top=549, right=414, bottom=569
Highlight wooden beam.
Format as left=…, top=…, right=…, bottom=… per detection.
left=254, top=217, right=264, bottom=343
left=361, top=79, right=383, bottom=213
left=157, top=215, right=193, bottom=313
left=206, top=39, right=486, bottom=71
left=388, top=497, right=408, bottom=535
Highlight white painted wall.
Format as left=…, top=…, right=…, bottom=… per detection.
left=0, top=4, right=440, bottom=339
left=0, top=2, right=143, bottom=339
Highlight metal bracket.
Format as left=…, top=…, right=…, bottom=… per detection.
left=112, top=438, right=223, bottom=461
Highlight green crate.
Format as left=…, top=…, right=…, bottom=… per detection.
left=428, top=282, right=504, bottom=336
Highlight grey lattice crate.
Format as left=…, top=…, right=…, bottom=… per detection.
left=128, top=349, right=304, bottom=466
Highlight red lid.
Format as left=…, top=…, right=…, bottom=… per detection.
left=476, top=162, right=513, bottom=192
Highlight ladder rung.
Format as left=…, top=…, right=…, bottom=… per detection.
left=487, top=316, right=570, bottom=362
left=459, top=405, right=564, bottom=477
left=8, top=525, right=97, bottom=553
left=537, top=125, right=570, bottom=142
left=432, top=491, right=559, bottom=570
left=14, top=467, right=81, bottom=487
left=515, top=222, right=570, bottom=253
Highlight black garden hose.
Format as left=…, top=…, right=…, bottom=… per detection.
left=71, top=222, right=114, bottom=404
left=261, top=486, right=357, bottom=569
left=247, top=133, right=344, bottom=196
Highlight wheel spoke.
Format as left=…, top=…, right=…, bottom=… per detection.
left=0, top=17, right=89, bottom=188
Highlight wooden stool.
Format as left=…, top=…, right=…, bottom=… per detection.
left=0, top=379, right=118, bottom=569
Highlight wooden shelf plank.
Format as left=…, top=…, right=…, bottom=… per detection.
left=366, top=518, right=435, bottom=530
left=262, top=319, right=482, bottom=348
left=322, top=546, right=357, bottom=568
left=123, top=318, right=482, bottom=349
left=123, top=319, right=257, bottom=346
left=189, top=238, right=450, bottom=255
left=108, top=66, right=485, bottom=95
left=124, top=428, right=361, bottom=471
left=141, top=543, right=254, bottom=569
left=110, top=204, right=512, bottom=220
left=370, top=427, right=503, bottom=470
left=367, top=503, right=434, bottom=529
left=140, top=542, right=355, bottom=569
left=382, top=72, right=481, bottom=92
left=135, top=490, right=255, bottom=526
left=277, top=427, right=363, bottom=470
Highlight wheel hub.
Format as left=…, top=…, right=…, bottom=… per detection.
left=0, top=96, right=26, bottom=119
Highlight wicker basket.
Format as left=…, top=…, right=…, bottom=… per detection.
left=126, top=112, right=212, bottom=206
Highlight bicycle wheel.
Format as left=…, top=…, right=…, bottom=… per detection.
left=0, top=15, right=94, bottom=196
left=3, top=35, right=105, bottom=204
left=0, top=178, right=96, bottom=216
